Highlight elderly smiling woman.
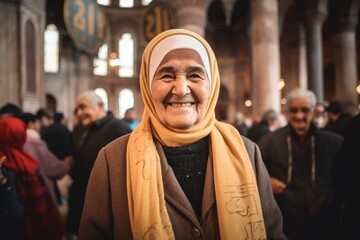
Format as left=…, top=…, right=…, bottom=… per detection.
left=78, top=29, right=287, bottom=240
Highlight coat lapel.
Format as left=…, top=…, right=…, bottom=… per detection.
left=154, top=140, right=217, bottom=226
left=201, top=149, right=216, bottom=222
left=155, top=140, right=199, bottom=224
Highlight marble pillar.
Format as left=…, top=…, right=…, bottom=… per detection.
left=174, top=0, right=208, bottom=37
left=0, top=1, right=21, bottom=106
left=302, top=0, right=328, bottom=102
left=251, top=0, right=281, bottom=115
left=281, top=24, right=308, bottom=98
left=334, top=7, right=359, bottom=114
left=177, top=6, right=207, bottom=37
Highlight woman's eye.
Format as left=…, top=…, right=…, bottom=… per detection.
left=160, top=74, right=173, bottom=79
left=188, top=73, right=202, bottom=79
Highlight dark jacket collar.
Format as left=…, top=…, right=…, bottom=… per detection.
left=92, top=111, right=114, bottom=128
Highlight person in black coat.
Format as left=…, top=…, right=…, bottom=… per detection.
left=247, top=109, right=279, bottom=144
left=43, top=112, right=73, bottom=160
left=66, top=90, right=132, bottom=236
left=258, top=88, right=343, bottom=240
left=333, top=113, right=360, bottom=239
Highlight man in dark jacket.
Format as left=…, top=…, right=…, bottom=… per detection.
left=66, top=90, right=131, bottom=236
left=259, top=88, right=343, bottom=240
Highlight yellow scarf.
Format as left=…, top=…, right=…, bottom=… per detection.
left=126, top=29, right=266, bottom=239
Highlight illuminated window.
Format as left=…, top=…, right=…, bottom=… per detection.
left=142, top=0, right=152, bottom=6
left=120, top=0, right=134, bottom=8
left=97, top=0, right=110, bottom=5
left=93, top=44, right=108, bottom=76
left=95, top=88, right=108, bottom=111
left=118, top=33, right=134, bottom=77
left=119, top=88, right=134, bottom=118
left=44, top=24, right=59, bottom=73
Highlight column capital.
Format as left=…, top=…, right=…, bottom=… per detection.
left=332, top=0, right=360, bottom=33
left=176, top=2, right=207, bottom=37
left=301, top=0, right=329, bottom=25
left=336, top=15, right=358, bottom=32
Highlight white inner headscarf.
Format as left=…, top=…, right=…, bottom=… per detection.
left=148, top=34, right=212, bottom=87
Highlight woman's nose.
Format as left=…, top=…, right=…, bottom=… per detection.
left=172, top=76, right=190, bottom=96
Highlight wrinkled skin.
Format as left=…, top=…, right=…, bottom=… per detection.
left=151, top=49, right=210, bottom=130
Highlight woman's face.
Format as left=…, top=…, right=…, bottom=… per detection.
left=151, top=48, right=210, bottom=130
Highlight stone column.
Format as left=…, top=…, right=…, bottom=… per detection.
left=281, top=23, right=308, bottom=98
left=175, top=0, right=208, bottom=37
left=251, top=0, right=281, bottom=115
left=333, top=1, right=359, bottom=114
left=0, top=1, right=21, bottom=106
left=302, top=0, right=328, bottom=102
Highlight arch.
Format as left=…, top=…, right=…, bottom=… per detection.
left=118, top=32, right=134, bottom=77
left=95, top=88, right=109, bottom=111
left=118, top=88, right=134, bottom=118
left=44, top=24, right=59, bottom=73
left=94, top=44, right=108, bottom=76
left=142, top=0, right=152, bottom=6
left=120, top=0, right=134, bottom=8
left=97, top=0, right=110, bottom=6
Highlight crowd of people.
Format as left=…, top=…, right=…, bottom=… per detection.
left=0, top=28, right=359, bottom=240
left=0, top=95, right=132, bottom=240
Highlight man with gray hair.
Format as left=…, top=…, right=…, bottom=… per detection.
left=258, top=88, right=343, bottom=240
left=66, top=90, right=131, bottom=237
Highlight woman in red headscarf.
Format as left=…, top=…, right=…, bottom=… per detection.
left=0, top=117, right=63, bottom=240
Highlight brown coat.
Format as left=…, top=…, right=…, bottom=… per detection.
left=78, top=135, right=287, bottom=240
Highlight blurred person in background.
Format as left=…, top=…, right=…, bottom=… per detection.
left=36, top=108, right=54, bottom=138
left=121, top=107, right=140, bottom=131
left=247, top=109, right=279, bottom=144
left=0, top=117, right=63, bottom=240
left=333, top=112, right=360, bottom=239
left=43, top=112, right=74, bottom=205
left=0, top=103, right=23, bottom=119
left=258, top=88, right=343, bottom=240
left=66, top=90, right=131, bottom=237
left=232, top=111, right=249, bottom=136
left=324, top=100, right=352, bottom=137
left=21, top=112, right=72, bottom=206
left=312, top=103, right=327, bottom=128
left=43, top=112, right=73, bottom=160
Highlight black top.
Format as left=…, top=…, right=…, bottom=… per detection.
left=43, top=122, right=73, bottom=159
left=163, top=137, right=209, bottom=220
